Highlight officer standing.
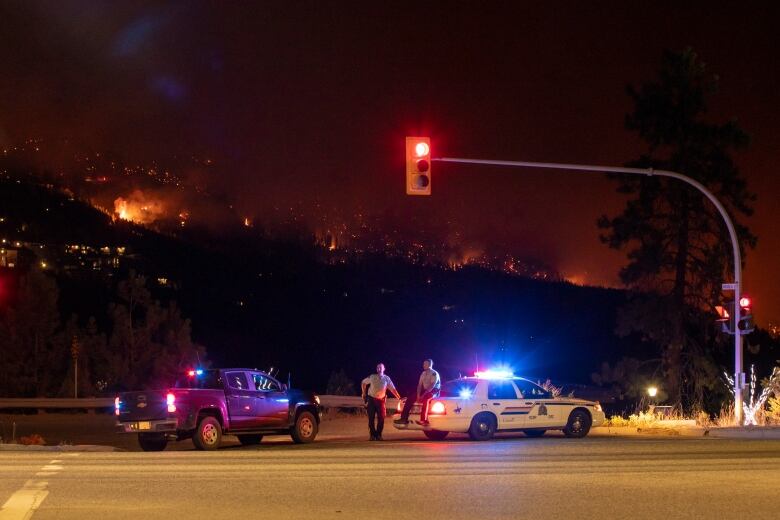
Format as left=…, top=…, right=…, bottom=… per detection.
left=361, top=363, right=402, bottom=441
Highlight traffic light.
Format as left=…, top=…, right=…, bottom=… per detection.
left=406, top=136, right=431, bottom=195
left=738, top=296, right=754, bottom=334
left=716, top=297, right=754, bottom=335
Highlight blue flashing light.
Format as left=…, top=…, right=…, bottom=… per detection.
left=195, top=369, right=203, bottom=376
left=459, top=388, right=473, bottom=399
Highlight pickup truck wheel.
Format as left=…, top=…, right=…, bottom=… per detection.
left=237, top=434, right=263, bottom=446
left=138, top=433, right=168, bottom=451
left=468, top=413, right=496, bottom=441
left=193, top=416, right=222, bottom=450
left=291, top=411, right=318, bottom=444
left=563, top=409, right=592, bottom=438
left=423, top=429, right=449, bottom=441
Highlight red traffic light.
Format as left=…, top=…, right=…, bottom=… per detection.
left=415, top=142, right=430, bottom=157
left=406, top=136, right=431, bottom=196
left=739, top=296, right=751, bottom=309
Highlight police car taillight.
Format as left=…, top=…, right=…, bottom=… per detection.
left=114, top=396, right=120, bottom=416
left=166, top=392, right=176, bottom=413
left=430, top=401, right=446, bottom=415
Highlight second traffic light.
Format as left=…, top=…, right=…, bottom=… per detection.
left=406, top=137, right=431, bottom=195
left=738, top=296, right=755, bottom=334
left=716, top=296, right=755, bottom=335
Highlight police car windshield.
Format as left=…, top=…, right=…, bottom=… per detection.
left=440, top=380, right=479, bottom=398
left=174, top=370, right=222, bottom=389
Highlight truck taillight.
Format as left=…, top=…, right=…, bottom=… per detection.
left=430, top=401, right=446, bottom=415
left=114, top=397, right=120, bottom=416
left=167, top=392, right=176, bottom=413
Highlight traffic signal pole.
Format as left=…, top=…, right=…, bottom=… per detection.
left=433, top=156, right=745, bottom=424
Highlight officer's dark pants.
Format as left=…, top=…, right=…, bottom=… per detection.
left=400, top=390, right=438, bottom=422
left=367, top=396, right=386, bottom=438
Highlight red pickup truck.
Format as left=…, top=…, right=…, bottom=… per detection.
left=116, top=368, right=321, bottom=451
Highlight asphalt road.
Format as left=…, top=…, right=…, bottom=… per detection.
left=1, top=436, right=779, bottom=520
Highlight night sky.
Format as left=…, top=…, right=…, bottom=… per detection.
left=1, top=1, right=778, bottom=322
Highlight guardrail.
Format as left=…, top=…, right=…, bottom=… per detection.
left=0, top=398, right=114, bottom=409
left=0, top=396, right=403, bottom=411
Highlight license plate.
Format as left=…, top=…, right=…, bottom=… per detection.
left=136, top=421, right=151, bottom=430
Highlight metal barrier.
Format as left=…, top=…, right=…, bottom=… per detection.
left=0, top=398, right=114, bottom=409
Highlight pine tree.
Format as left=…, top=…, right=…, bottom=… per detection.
left=598, top=49, right=756, bottom=408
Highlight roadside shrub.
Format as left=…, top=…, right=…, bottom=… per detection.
left=766, top=397, right=780, bottom=425
left=604, top=415, right=630, bottom=428
left=19, top=434, right=45, bottom=445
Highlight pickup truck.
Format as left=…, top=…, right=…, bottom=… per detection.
left=115, top=368, right=321, bottom=451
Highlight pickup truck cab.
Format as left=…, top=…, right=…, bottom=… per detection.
left=116, top=368, right=321, bottom=451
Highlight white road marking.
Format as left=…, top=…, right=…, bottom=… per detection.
left=0, top=458, right=66, bottom=519
left=0, top=480, right=49, bottom=520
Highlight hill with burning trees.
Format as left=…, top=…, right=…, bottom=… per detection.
left=2, top=167, right=773, bottom=411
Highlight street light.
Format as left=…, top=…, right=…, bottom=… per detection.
left=417, top=149, right=747, bottom=424
left=647, top=386, right=658, bottom=398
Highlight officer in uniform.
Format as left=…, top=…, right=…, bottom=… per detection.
left=395, top=358, right=441, bottom=426
left=361, top=363, right=402, bottom=440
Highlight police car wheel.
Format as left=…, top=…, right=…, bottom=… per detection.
left=423, top=430, right=449, bottom=441
left=468, top=413, right=496, bottom=441
left=563, top=409, right=592, bottom=438
left=523, top=429, right=546, bottom=438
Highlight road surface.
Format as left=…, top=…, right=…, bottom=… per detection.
left=1, top=435, right=779, bottom=519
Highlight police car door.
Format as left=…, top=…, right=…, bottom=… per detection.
left=515, top=379, right=556, bottom=428
left=486, top=380, right=527, bottom=430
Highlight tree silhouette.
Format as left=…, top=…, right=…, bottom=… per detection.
left=599, top=49, right=756, bottom=408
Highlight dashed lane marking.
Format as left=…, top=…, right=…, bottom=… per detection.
left=0, top=459, right=64, bottom=520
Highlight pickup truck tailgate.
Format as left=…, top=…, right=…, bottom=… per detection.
left=117, top=391, right=168, bottom=422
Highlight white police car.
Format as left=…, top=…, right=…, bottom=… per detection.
left=393, top=370, right=605, bottom=440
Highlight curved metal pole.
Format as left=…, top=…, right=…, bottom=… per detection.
left=434, top=156, right=744, bottom=424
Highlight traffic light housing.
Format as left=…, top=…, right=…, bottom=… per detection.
left=406, top=137, right=431, bottom=195
left=738, top=296, right=754, bottom=334
left=715, top=302, right=734, bottom=334
left=716, top=297, right=754, bottom=335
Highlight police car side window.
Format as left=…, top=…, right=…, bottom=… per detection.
left=515, top=380, right=552, bottom=399
left=488, top=381, right=518, bottom=400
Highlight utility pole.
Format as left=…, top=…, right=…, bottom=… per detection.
left=429, top=155, right=746, bottom=424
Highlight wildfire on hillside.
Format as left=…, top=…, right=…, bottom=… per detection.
left=114, top=190, right=166, bottom=224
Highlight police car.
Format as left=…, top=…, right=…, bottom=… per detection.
left=393, top=370, right=605, bottom=440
